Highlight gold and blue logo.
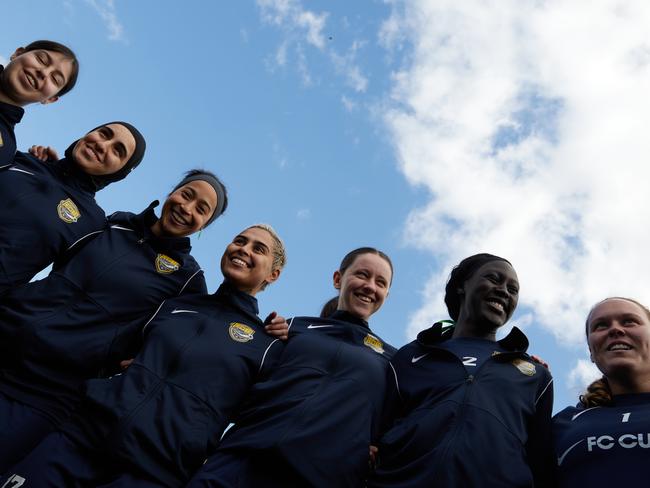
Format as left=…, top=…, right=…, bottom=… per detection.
left=512, top=358, right=536, bottom=376
left=155, top=254, right=180, bottom=274
left=363, top=334, right=384, bottom=354
left=229, top=322, right=255, bottom=342
left=57, top=198, right=81, bottom=223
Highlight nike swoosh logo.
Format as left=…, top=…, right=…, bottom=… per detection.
left=307, top=324, right=334, bottom=329
left=8, top=166, right=35, bottom=176
left=571, top=407, right=599, bottom=421
left=171, top=309, right=198, bottom=314
left=411, top=353, right=428, bottom=363
left=557, top=439, right=583, bottom=466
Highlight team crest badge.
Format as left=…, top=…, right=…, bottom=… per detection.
left=512, top=358, right=536, bottom=376
left=155, top=254, right=180, bottom=274
left=363, top=334, right=384, bottom=354
left=0, top=133, right=3, bottom=147
left=229, top=322, right=255, bottom=342
left=57, top=198, right=81, bottom=223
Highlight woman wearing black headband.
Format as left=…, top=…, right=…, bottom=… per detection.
left=0, top=169, right=228, bottom=472
left=370, top=253, right=555, bottom=488
left=0, top=121, right=145, bottom=293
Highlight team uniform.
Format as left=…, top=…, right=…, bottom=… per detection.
left=0, top=202, right=205, bottom=472
left=370, top=321, right=555, bottom=488
left=0, top=90, right=23, bottom=166
left=187, top=310, right=397, bottom=487
left=0, top=151, right=107, bottom=293
left=553, top=393, right=650, bottom=487
left=0, top=282, right=283, bottom=487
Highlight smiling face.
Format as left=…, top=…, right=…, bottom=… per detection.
left=457, top=260, right=519, bottom=330
left=220, top=227, right=280, bottom=296
left=588, top=298, right=650, bottom=383
left=156, top=180, right=218, bottom=238
left=333, top=253, right=392, bottom=321
left=1, top=48, right=74, bottom=105
left=72, top=124, right=136, bottom=176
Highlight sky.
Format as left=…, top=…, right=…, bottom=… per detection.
left=3, top=0, right=650, bottom=413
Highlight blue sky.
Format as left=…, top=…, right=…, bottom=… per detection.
left=4, top=0, right=650, bottom=412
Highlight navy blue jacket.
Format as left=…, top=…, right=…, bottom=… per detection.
left=216, top=311, right=397, bottom=487
left=0, top=95, right=23, bottom=166
left=63, top=282, right=282, bottom=487
left=0, top=152, right=106, bottom=292
left=553, top=393, right=650, bottom=487
left=0, top=203, right=206, bottom=424
left=370, top=322, right=554, bottom=488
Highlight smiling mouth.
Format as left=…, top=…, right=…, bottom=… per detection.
left=486, top=300, right=505, bottom=313
left=607, top=343, right=632, bottom=351
left=24, top=71, right=37, bottom=89
left=355, top=293, right=373, bottom=304
left=230, top=256, right=251, bottom=268
left=170, top=209, right=189, bottom=227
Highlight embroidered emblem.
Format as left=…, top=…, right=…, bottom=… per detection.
left=363, top=334, right=384, bottom=354
left=155, top=254, right=180, bottom=274
left=512, top=358, right=536, bottom=376
left=229, top=322, right=255, bottom=342
left=0, top=133, right=4, bottom=147
left=57, top=198, right=81, bottom=223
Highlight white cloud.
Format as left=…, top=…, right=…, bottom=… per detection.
left=257, top=0, right=368, bottom=93
left=85, top=0, right=126, bottom=42
left=297, top=208, right=311, bottom=220
left=567, top=358, right=601, bottom=399
left=379, top=0, right=650, bottom=343
left=0, top=55, right=7, bottom=66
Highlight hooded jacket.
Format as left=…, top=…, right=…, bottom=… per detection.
left=370, top=322, right=554, bottom=488
left=213, top=311, right=397, bottom=487
left=62, top=282, right=283, bottom=487
left=0, top=203, right=206, bottom=424
left=0, top=152, right=106, bottom=292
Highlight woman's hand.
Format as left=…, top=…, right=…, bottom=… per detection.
left=264, top=311, right=289, bottom=340
left=530, top=354, right=550, bottom=371
left=28, top=145, right=59, bottom=162
left=369, top=445, right=378, bottom=469
left=119, top=358, right=134, bottom=370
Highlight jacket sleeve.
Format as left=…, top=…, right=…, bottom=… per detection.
left=377, top=360, right=404, bottom=438
left=526, top=372, right=555, bottom=487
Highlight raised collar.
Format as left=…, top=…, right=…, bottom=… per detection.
left=329, top=310, right=369, bottom=329
left=417, top=320, right=529, bottom=353
left=214, top=281, right=260, bottom=321
left=110, top=201, right=193, bottom=254
left=0, top=99, right=24, bottom=127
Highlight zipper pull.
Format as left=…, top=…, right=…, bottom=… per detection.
left=466, top=374, right=474, bottom=383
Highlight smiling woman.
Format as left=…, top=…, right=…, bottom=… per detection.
left=0, top=120, right=144, bottom=293
left=370, top=253, right=555, bottom=488
left=186, top=247, right=397, bottom=487
left=553, top=297, right=650, bottom=487
left=0, top=169, right=227, bottom=473
left=0, top=40, right=79, bottom=166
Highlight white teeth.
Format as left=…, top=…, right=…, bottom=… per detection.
left=232, top=258, right=247, bottom=267
left=609, top=344, right=632, bottom=351
left=26, top=72, right=36, bottom=88
left=357, top=295, right=372, bottom=303
left=488, top=301, right=504, bottom=312
left=171, top=211, right=187, bottom=226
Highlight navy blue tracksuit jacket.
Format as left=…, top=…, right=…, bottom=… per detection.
left=554, top=393, right=650, bottom=487
left=0, top=96, right=23, bottom=166
left=208, top=311, right=397, bottom=487
left=61, top=282, right=283, bottom=487
left=370, top=322, right=555, bottom=488
left=0, top=203, right=206, bottom=425
left=0, top=152, right=106, bottom=292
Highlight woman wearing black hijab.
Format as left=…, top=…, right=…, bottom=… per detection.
left=370, top=253, right=555, bottom=488
left=0, top=121, right=145, bottom=293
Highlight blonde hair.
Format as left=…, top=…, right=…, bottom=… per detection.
left=247, top=224, right=286, bottom=291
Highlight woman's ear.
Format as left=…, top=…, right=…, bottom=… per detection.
left=333, top=270, right=342, bottom=290
left=9, top=47, right=25, bottom=61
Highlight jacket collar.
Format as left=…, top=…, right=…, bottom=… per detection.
left=417, top=320, right=529, bottom=353
left=329, top=309, right=369, bottom=329
left=111, top=201, right=193, bottom=254
left=0, top=97, right=24, bottom=127
left=214, top=280, right=260, bottom=321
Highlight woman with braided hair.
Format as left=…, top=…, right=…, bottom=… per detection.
left=553, top=297, right=650, bottom=487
